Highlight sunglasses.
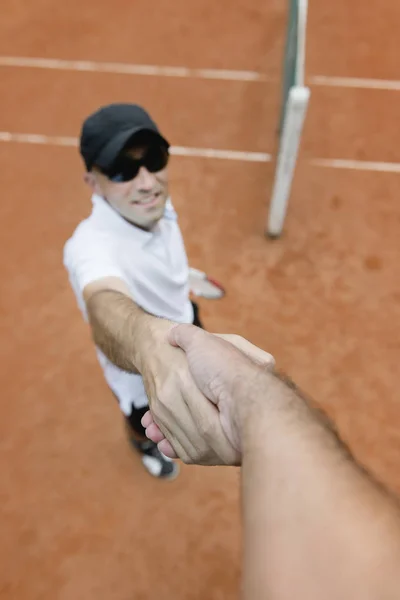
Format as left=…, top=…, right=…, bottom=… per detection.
left=103, top=144, right=169, bottom=183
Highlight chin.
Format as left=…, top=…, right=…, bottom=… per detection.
left=134, top=212, right=164, bottom=230
left=124, top=202, right=165, bottom=228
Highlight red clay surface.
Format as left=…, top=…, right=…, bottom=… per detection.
left=1, top=1, right=400, bottom=599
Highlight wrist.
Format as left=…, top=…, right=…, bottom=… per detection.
left=235, top=369, right=306, bottom=451
left=237, top=370, right=332, bottom=456
left=132, top=314, right=174, bottom=371
left=130, top=312, right=155, bottom=371
left=233, top=368, right=274, bottom=431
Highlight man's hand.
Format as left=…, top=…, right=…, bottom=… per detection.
left=83, top=279, right=239, bottom=464
left=136, top=319, right=241, bottom=465
left=142, top=325, right=275, bottom=464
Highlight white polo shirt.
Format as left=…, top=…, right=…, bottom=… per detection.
left=63, top=194, right=193, bottom=414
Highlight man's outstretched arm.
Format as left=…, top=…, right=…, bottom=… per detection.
left=83, top=277, right=161, bottom=373
left=84, top=280, right=238, bottom=465
left=143, top=325, right=400, bottom=600
left=239, top=369, right=400, bottom=600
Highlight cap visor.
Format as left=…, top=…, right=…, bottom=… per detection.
left=95, top=128, right=169, bottom=170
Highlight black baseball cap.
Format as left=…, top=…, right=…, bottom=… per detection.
left=79, top=103, right=169, bottom=171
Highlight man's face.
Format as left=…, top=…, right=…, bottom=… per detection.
left=87, top=137, right=169, bottom=230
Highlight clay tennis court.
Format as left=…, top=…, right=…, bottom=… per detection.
left=1, top=0, right=399, bottom=598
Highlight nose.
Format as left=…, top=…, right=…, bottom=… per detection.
left=135, top=166, right=156, bottom=192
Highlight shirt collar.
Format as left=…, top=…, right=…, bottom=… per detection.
left=91, top=194, right=159, bottom=243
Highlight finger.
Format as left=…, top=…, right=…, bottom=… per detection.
left=145, top=422, right=166, bottom=444
left=141, top=410, right=154, bottom=429
left=147, top=411, right=191, bottom=462
left=151, top=392, right=201, bottom=462
left=157, top=422, right=191, bottom=462
left=170, top=325, right=275, bottom=371
left=185, top=383, right=241, bottom=462
left=215, top=334, right=275, bottom=368
left=158, top=439, right=178, bottom=459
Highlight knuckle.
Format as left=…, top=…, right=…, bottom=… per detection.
left=155, top=376, right=178, bottom=410
left=200, top=419, right=217, bottom=443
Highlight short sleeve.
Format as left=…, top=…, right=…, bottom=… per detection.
left=63, top=227, right=128, bottom=318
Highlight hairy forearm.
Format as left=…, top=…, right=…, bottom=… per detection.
left=86, top=290, right=154, bottom=373
left=240, top=371, right=400, bottom=600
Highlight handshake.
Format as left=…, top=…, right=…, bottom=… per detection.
left=134, top=320, right=275, bottom=466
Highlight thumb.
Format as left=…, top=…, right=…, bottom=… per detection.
left=215, top=334, right=275, bottom=369
left=168, top=323, right=208, bottom=351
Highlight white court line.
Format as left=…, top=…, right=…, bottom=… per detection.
left=0, top=56, right=264, bottom=82
left=0, top=132, right=272, bottom=162
left=311, top=158, right=400, bottom=173
left=171, top=146, right=271, bottom=162
left=310, top=75, right=400, bottom=92
left=1, top=131, right=400, bottom=173
left=2, top=56, right=400, bottom=91
left=0, top=131, right=77, bottom=146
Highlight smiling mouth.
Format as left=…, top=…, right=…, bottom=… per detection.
left=132, top=192, right=161, bottom=206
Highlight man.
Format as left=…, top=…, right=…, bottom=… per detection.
left=63, top=103, right=212, bottom=480
left=142, top=325, right=400, bottom=599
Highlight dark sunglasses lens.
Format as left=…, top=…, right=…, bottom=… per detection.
left=107, top=158, right=140, bottom=183
left=144, top=145, right=169, bottom=173
left=105, top=145, right=169, bottom=182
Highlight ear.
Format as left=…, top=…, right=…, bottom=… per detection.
left=84, top=171, right=99, bottom=193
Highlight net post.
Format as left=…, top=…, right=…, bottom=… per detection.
left=266, top=85, right=310, bottom=238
